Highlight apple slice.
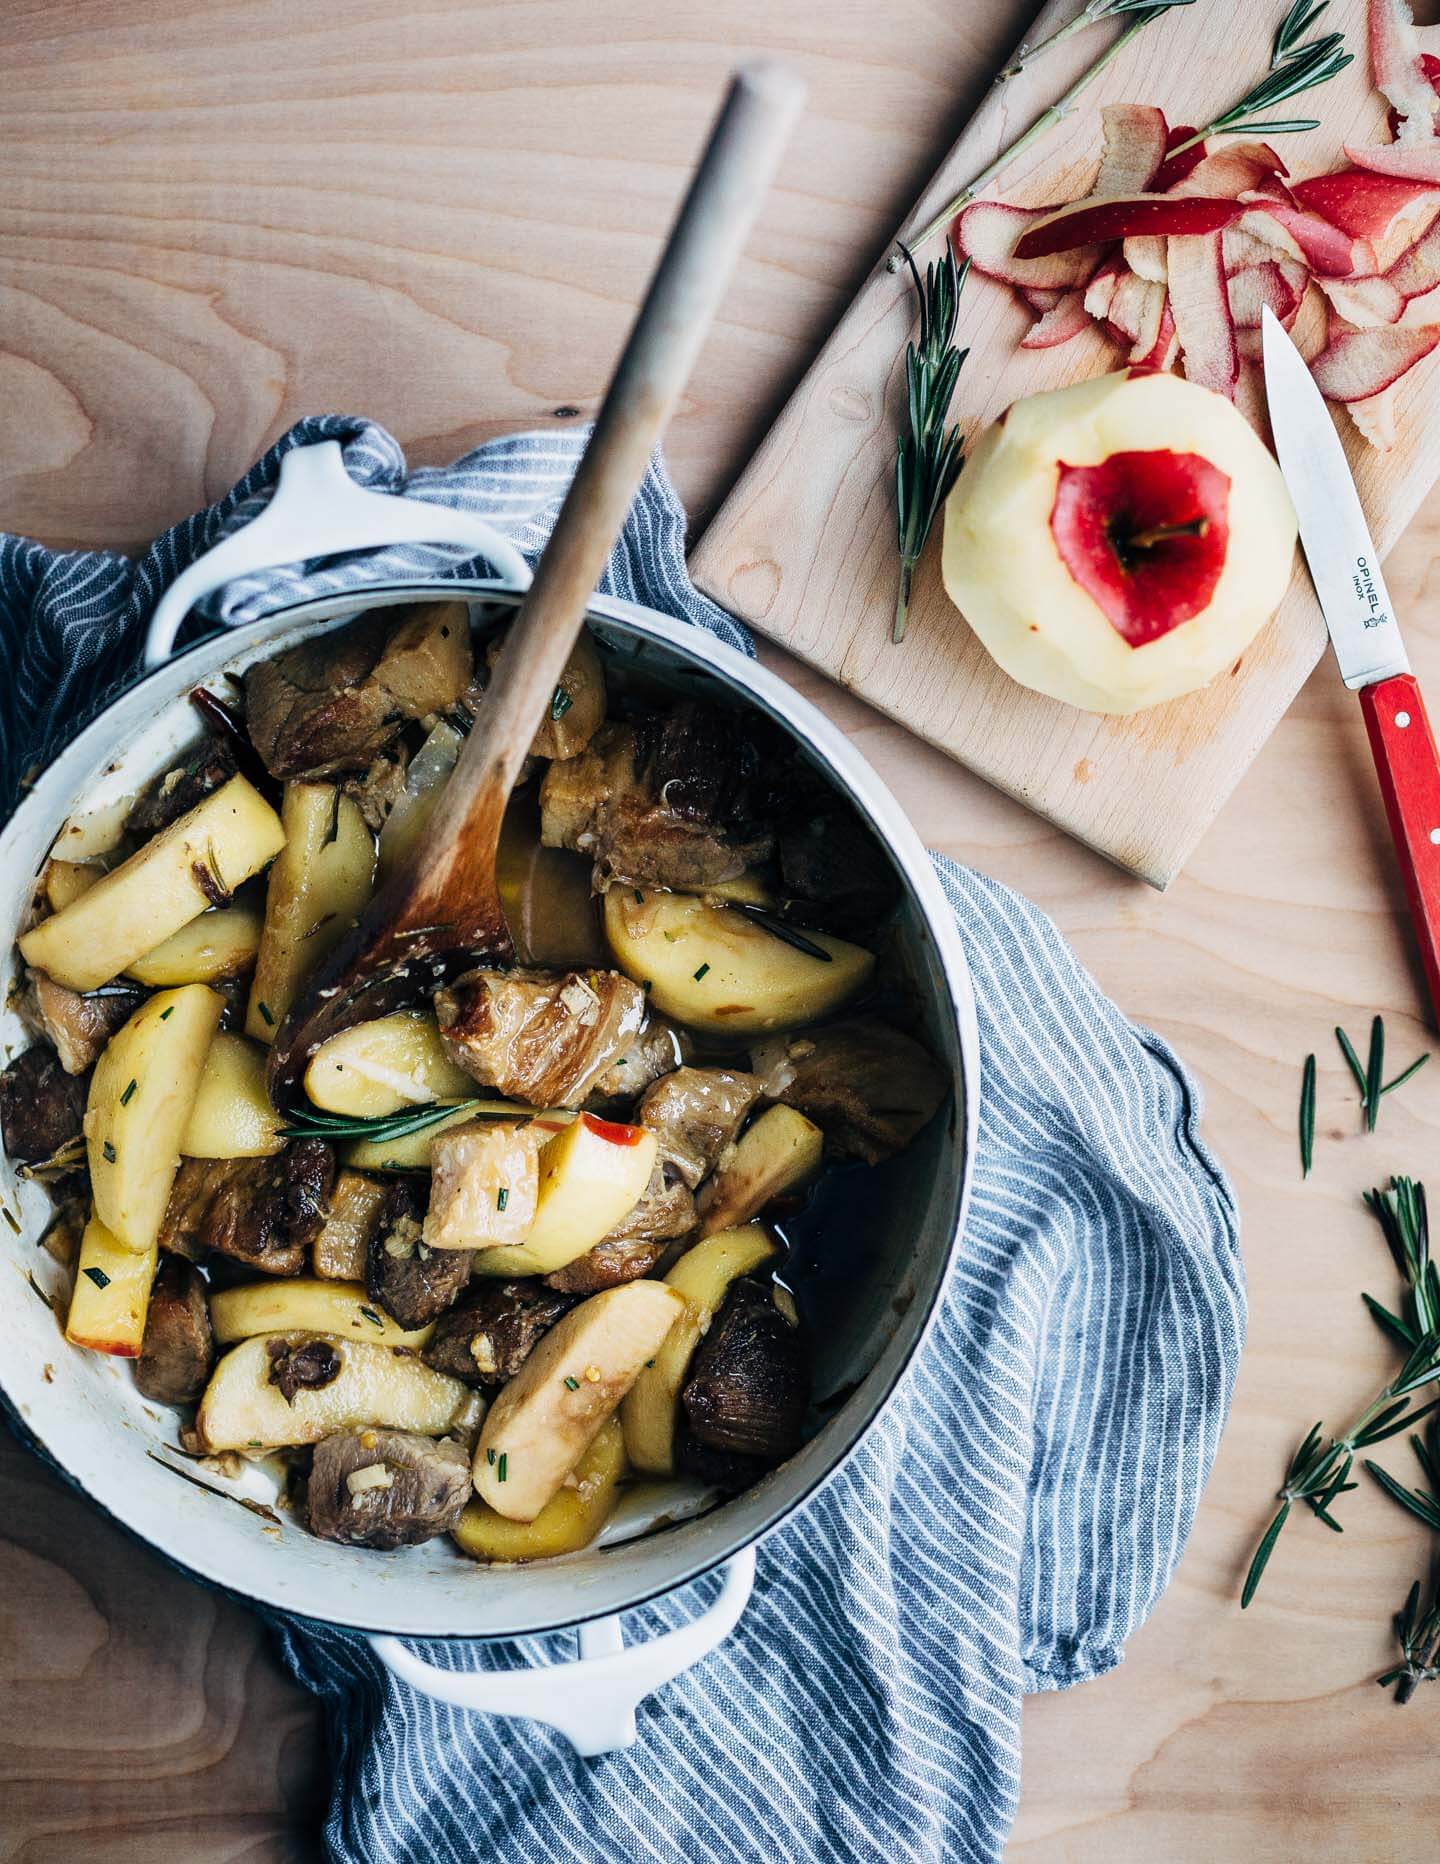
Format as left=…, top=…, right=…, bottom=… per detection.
left=1103, top=269, right=1165, bottom=343
left=954, top=201, right=1101, bottom=288
left=1223, top=223, right=1297, bottom=273
left=1153, top=126, right=1207, bottom=193
left=1388, top=219, right=1440, bottom=300
left=1308, top=320, right=1440, bottom=401
left=1167, top=141, right=1287, bottom=201
left=1316, top=273, right=1405, bottom=327
left=1289, top=283, right=1331, bottom=363
left=1370, top=0, right=1438, bottom=144
left=1083, top=257, right=1124, bottom=321
left=1344, top=140, right=1440, bottom=185
left=1387, top=51, right=1440, bottom=139
left=1014, top=193, right=1243, bottom=260
left=1291, top=168, right=1440, bottom=243
left=1236, top=202, right=1374, bottom=278
left=1131, top=296, right=1178, bottom=370
left=1124, top=234, right=1168, bottom=283
left=1168, top=231, right=1239, bottom=399
left=1349, top=384, right=1401, bottom=450
left=1021, top=289, right=1092, bottom=350
left=1094, top=103, right=1169, bottom=196
left=1227, top=261, right=1302, bottom=328
left=1019, top=286, right=1064, bottom=313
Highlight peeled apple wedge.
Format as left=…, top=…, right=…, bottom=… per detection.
left=65, top=1216, right=157, bottom=1357
left=86, top=985, right=225, bottom=1253
left=209, top=1279, right=434, bottom=1348
left=181, top=1032, right=281, bottom=1158
left=126, top=903, right=263, bottom=987
left=471, top=1113, right=658, bottom=1278
left=20, top=776, right=285, bottom=992
left=696, top=1105, right=823, bottom=1237
left=942, top=371, right=1298, bottom=715
left=197, top=1332, right=474, bottom=1452
left=245, top=783, right=375, bottom=1043
left=473, top=1281, right=685, bottom=1521
left=453, top=1417, right=627, bottom=1563
left=42, top=859, right=101, bottom=914
left=304, top=1012, right=475, bottom=1118
left=622, top=1225, right=779, bottom=1476
left=603, top=890, right=874, bottom=1036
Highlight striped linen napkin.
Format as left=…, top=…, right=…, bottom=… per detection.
left=0, top=419, right=1244, bottom=1863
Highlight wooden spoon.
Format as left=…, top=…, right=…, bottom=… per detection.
left=269, top=63, right=806, bottom=1107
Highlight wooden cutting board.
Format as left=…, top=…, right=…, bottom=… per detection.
left=690, top=0, right=1440, bottom=886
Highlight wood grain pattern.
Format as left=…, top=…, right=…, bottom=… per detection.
left=6, top=1, right=1440, bottom=1859
left=691, top=0, right=1440, bottom=885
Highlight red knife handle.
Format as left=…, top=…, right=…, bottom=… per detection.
left=1359, top=673, right=1440, bottom=1026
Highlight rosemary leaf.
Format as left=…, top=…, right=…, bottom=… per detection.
left=1299, top=1052, right=1316, bottom=1178
left=1365, top=1457, right=1440, bottom=1533
left=277, top=1097, right=485, bottom=1144
left=1335, top=1024, right=1367, bottom=1100
left=1241, top=1500, right=1292, bottom=1608
left=1364, top=1015, right=1385, bottom=1134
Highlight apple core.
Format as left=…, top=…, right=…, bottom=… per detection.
left=1049, top=449, right=1232, bottom=648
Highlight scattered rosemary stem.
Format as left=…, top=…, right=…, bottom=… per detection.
left=886, top=13, right=1153, bottom=273
left=996, top=8, right=1100, bottom=82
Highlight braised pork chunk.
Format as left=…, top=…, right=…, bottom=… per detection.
left=435, top=966, right=646, bottom=1108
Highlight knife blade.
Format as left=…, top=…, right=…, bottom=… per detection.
left=1261, top=304, right=1440, bottom=1027
left=1260, top=306, right=1409, bottom=690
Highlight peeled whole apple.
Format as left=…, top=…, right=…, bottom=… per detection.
left=941, top=369, right=1298, bottom=714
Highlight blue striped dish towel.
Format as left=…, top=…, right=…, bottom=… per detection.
left=0, top=418, right=1244, bottom=1864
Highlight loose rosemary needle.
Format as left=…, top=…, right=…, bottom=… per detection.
left=1335, top=1016, right=1429, bottom=1133
left=1299, top=1053, right=1316, bottom=1178
left=893, top=244, right=969, bottom=645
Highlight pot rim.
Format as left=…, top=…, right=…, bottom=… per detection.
left=1, top=579, right=980, bottom=1639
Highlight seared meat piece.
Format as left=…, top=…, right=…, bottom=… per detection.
left=750, top=1018, right=947, bottom=1164
left=22, top=971, right=147, bottom=1076
left=539, top=701, right=776, bottom=893
left=366, top=1179, right=472, bottom=1328
left=422, top=1279, right=574, bottom=1386
left=0, top=1044, right=86, bottom=1164
left=675, top=1425, right=770, bottom=1496
left=343, top=749, right=409, bottom=832
left=268, top=1336, right=344, bottom=1402
left=776, top=800, right=899, bottom=937
left=312, top=1170, right=390, bottom=1280
left=424, top=1118, right=540, bottom=1254
left=638, top=1066, right=762, bottom=1191
left=586, top=1015, right=687, bottom=1108
left=134, top=1255, right=215, bottom=1405
left=126, top=736, right=239, bottom=838
left=435, top=966, right=646, bottom=1109
left=307, top=1428, right=472, bottom=1549
left=681, top=1279, right=808, bottom=1464
left=245, top=599, right=472, bottom=780
left=160, top=1141, right=335, bottom=1276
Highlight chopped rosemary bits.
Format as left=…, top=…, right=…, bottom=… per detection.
left=564, top=1375, right=580, bottom=1390
left=486, top=1447, right=496, bottom=1466
left=497, top=1187, right=509, bottom=1212
left=497, top=1453, right=508, bottom=1482
left=83, top=1265, right=111, bottom=1290
left=257, top=1001, right=275, bottom=1026
left=159, top=1005, right=175, bottom=1020
left=102, top=1141, right=117, bottom=1164
left=693, top=962, right=711, bottom=981
left=1299, top=1054, right=1316, bottom=1179
left=551, top=686, right=574, bottom=720
left=120, top=1079, right=137, bottom=1106
left=359, top=1306, right=385, bottom=1329
left=634, top=889, right=645, bottom=904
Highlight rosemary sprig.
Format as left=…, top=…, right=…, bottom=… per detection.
left=1299, top=1053, right=1316, bottom=1179
left=1362, top=1178, right=1440, bottom=1347
left=1335, top=1016, right=1428, bottom=1132
left=1365, top=1413, right=1440, bottom=1535
left=1168, top=0, right=1352, bottom=154
left=891, top=7, right=1169, bottom=267
left=277, top=1097, right=484, bottom=1144
left=893, top=245, right=969, bottom=644
left=1377, top=1572, right=1440, bottom=1702
left=996, top=0, right=1193, bottom=83
left=1241, top=1330, right=1440, bottom=1607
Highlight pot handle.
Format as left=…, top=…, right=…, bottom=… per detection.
left=143, top=440, right=534, bottom=668
left=367, top=1546, right=755, bottom=1757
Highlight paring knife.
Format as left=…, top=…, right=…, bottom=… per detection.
left=1262, top=304, right=1440, bottom=1024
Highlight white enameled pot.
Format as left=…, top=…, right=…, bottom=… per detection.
left=0, top=443, right=979, bottom=1754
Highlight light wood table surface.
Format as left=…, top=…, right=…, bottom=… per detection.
left=5, top=2, right=1440, bottom=1856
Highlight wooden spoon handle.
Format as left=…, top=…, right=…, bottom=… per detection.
left=405, top=62, right=807, bottom=920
